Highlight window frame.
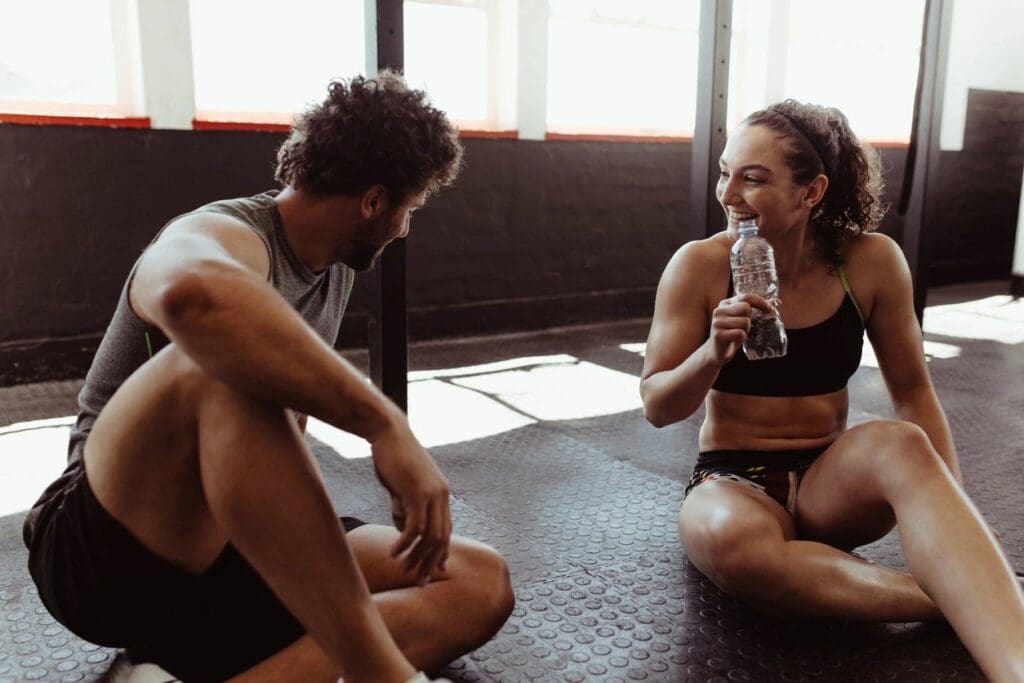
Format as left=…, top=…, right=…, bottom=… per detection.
left=0, top=0, right=146, bottom=127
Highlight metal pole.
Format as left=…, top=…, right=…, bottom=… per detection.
left=1011, top=169, right=1024, bottom=297
left=690, top=0, right=732, bottom=241
left=366, top=0, right=409, bottom=411
left=899, top=0, right=952, bottom=324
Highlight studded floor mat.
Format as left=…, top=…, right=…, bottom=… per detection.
left=2, top=286, right=1022, bottom=682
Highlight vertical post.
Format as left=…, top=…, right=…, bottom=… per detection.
left=366, top=0, right=409, bottom=411
left=690, top=0, right=733, bottom=241
left=764, top=0, right=790, bottom=104
left=132, top=0, right=195, bottom=129
left=516, top=0, right=549, bottom=141
left=899, top=0, right=952, bottom=324
left=1012, top=169, right=1024, bottom=297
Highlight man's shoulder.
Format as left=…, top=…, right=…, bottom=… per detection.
left=188, top=190, right=279, bottom=223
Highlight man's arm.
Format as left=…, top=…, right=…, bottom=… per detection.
left=131, top=216, right=400, bottom=442
left=130, top=215, right=449, bottom=680
left=132, top=216, right=451, bottom=561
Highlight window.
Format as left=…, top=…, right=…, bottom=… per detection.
left=189, top=0, right=365, bottom=124
left=0, top=0, right=141, bottom=119
left=729, top=0, right=926, bottom=143
left=403, top=0, right=516, bottom=132
left=546, top=0, right=700, bottom=137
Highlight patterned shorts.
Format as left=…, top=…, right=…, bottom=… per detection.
left=685, top=445, right=831, bottom=516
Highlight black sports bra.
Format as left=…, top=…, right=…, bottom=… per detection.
left=711, top=267, right=865, bottom=397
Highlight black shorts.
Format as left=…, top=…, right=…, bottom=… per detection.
left=685, top=445, right=830, bottom=516
left=26, top=466, right=366, bottom=682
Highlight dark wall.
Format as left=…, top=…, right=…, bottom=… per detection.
left=0, top=88, right=1020, bottom=384
left=930, top=89, right=1024, bottom=283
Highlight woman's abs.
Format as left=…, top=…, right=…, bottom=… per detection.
left=699, top=389, right=848, bottom=451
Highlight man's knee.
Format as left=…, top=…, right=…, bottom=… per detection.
left=448, top=539, right=515, bottom=632
left=154, top=345, right=287, bottom=431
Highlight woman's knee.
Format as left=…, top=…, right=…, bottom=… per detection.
left=682, top=498, right=786, bottom=602
left=847, top=420, right=946, bottom=491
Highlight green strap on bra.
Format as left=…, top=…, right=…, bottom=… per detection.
left=837, top=266, right=865, bottom=326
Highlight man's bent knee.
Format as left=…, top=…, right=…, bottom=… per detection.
left=449, top=540, right=515, bottom=635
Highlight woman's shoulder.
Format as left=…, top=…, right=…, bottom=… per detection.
left=843, top=231, right=907, bottom=275
left=666, top=232, right=732, bottom=271
left=841, top=232, right=913, bottom=318
left=657, top=233, right=732, bottom=306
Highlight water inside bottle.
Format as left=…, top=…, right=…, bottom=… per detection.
left=744, top=314, right=787, bottom=360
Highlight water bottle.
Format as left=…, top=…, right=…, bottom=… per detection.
left=730, top=219, right=787, bottom=360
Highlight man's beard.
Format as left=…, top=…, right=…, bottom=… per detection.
left=348, top=214, right=394, bottom=272
left=349, top=242, right=387, bottom=272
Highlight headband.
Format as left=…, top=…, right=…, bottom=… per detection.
left=773, top=109, right=829, bottom=175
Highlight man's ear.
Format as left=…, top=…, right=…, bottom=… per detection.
left=360, top=185, right=388, bottom=219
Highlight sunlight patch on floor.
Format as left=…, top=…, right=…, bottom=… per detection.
left=308, top=377, right=537, bottom=459
left=860, top=338, right=962, bottom=369
left=923, top=295, right=1024, bottom=344
left=312, top=355, right=644, bottom=459
left=451, top=360, right=642, bottom=421
left=619, top=342, right=646, bottom=357
left=0, top=421, right=74, bottom=517
left=408, top=354, right=578, bottom=381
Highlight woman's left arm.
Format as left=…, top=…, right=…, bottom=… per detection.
left=856, top=234, right=962, bottom=484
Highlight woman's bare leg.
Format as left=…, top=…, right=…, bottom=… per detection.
left=679, top=479, right=939, bottom=622
left=796, top=420, right=1024, bottom=682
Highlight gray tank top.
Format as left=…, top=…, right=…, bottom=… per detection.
left=25, top=191, right=354, bottom=542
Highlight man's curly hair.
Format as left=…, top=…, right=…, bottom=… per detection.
left=275, top=70, right=464, bottom=201
left=743, top=100, right=887, bottom=269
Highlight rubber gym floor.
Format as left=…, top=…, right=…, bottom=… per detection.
left=1, top=280, right=1021, bottom=682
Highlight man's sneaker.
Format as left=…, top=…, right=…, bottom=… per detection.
left=102, top=652, right=179, bottom=683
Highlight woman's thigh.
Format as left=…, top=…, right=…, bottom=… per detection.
left=795, top=422, right=901, bottom=550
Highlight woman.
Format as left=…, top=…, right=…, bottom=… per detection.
left=639, top=100, right=1024, bottom=682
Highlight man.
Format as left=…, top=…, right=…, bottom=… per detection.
left=23, top=72, right=514, bottom=683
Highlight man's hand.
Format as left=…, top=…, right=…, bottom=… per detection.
left=370, top=419, right=452, bottom=585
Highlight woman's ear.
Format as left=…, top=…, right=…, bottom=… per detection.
left=804, top=174, right=829, bottom=208
left=360, top=185, right=388, bottom=219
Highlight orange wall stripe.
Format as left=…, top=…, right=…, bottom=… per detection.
left=546, top=132, right=692, bottom=143
left=0, top=113, right=151, bottom=128
left=458, top=129, right=518, bottom=139
left=0, top=113, right=911, bottom=149
left=192, top=119, right=291, bottom=132
left=869, top=140, right=911, bottom=148
left=194, top=120, right=520, bottom=139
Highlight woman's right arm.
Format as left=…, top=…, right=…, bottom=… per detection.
left=640, top=241, right=759, bottom=427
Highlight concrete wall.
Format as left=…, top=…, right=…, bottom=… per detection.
left=0, top=89, right=1020, bottom=385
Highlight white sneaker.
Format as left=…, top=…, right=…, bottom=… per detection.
left=104, top=653, right=180, bottom=683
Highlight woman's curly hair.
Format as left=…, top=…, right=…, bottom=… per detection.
left=743, top=100, right=887, bottom=269
left=275, top=70, right=464, bottom=201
